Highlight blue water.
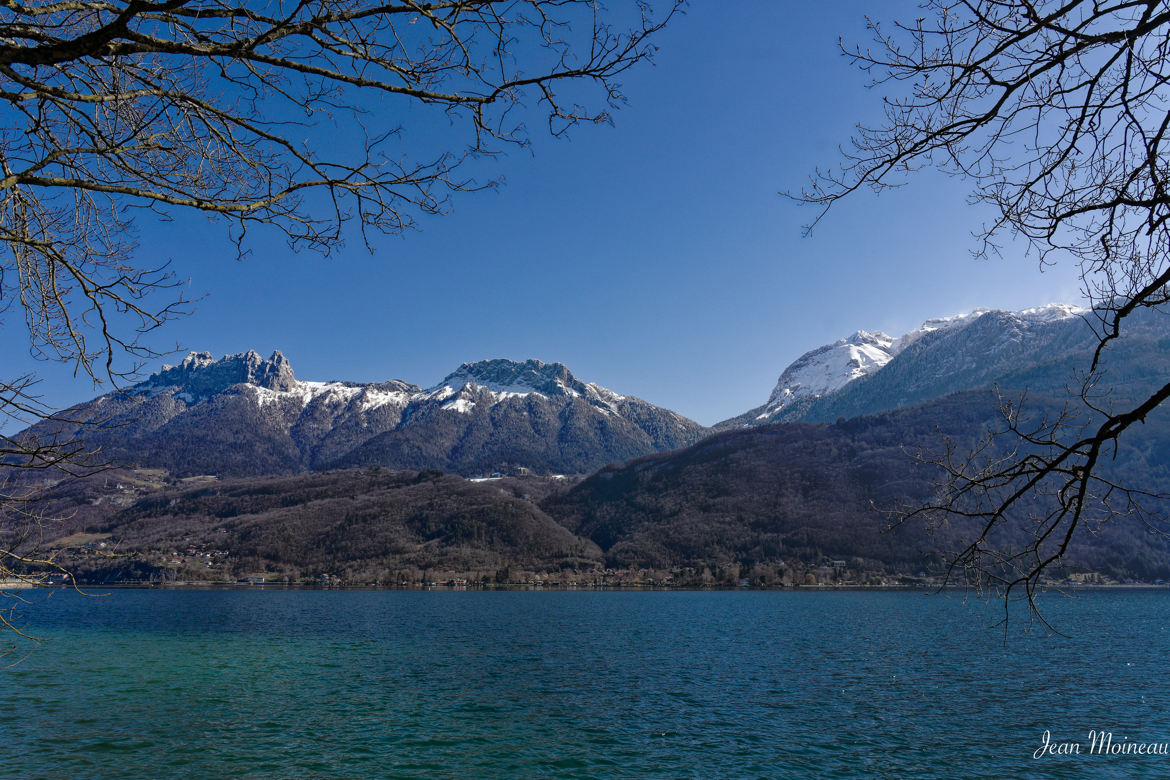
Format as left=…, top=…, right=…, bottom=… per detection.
left=1, top=589, right=1167, bottom=778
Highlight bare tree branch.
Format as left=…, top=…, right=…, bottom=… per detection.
left=806, top=0, right=1170, bottom=614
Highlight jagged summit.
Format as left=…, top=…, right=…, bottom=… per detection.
left=148, top=349, right=297, bottom=397
left=437, top=358, right=586, bottom=397
left=140, top=352, right=611, bottom=407
left=40, top=350, right=704, bottom=477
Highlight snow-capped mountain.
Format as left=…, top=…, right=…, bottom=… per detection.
left=417, top=359, right=636, bottom=419
left=754, top=330, right=899, bottom=422
left=336, top=358, right=701, bottom=475
left=720, top=303, right=1105, bottom=428
left=35, top=352, right=704, bottom=477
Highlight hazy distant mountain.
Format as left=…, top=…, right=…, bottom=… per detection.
left=718, top=303, right=1170, bottom=428
left=26, top=352, right=705, bottom=477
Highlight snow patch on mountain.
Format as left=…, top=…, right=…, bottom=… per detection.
left=248, top=380, right=373, bottom=410
left=358, top=388, right=413, bottom=413
left=299, top=381, right=364, bottom=405
left=586, top=383, right=625, bottom=402
left=443, top=377, right=541, bottom=397
left=419, top=385, right=457, bottom=403
left=1016, top=302, right=1088, bottom=322
left=249, top=385, right=285, bottom=409
left=441, top=398, right=476, bottom=414
left=889, top=303, right=1086, bottom=353
left=890, top=311, right=985, bottom=352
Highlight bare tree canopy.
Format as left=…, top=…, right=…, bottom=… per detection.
left=0, top=0, right=678, bottom=387
left=0, top=0, right=679, bottom=596
left=801, top=0, right=1170, bottom=607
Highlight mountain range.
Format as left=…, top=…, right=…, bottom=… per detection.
left=12, top=302, right=1170, bottom=585
left=31, top=301, right=1153, bottom=479
left=27, top=352, right=704, bottom=477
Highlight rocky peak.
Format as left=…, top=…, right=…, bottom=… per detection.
left=150, top=349, right=297, bottom=397
left=439, top=358, right=587, bottom=397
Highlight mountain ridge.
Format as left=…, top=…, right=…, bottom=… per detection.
left=22, top=352, right=705, bottom=478
left=718, top=303, right=1100, bottom=429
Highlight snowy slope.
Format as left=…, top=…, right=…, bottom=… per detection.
left=723, top=303, right=1090, bottom=428
left=757, top=330, right=898, bottom=420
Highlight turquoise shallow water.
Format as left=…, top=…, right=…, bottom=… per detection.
left=1, top=589, right=1168, bottom=778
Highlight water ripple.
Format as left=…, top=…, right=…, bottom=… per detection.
left=2, top=590, right=1169, bottom=778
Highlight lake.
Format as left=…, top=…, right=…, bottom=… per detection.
left=1, top=589, right=1167, bottom=778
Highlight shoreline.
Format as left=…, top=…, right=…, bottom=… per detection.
left=21, top=582, right=1170, bottom=593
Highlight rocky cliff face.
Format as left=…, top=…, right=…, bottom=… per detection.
left=148, top=350, right=299, bottom=398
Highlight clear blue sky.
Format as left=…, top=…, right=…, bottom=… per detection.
left=5, top=1, right=1084, bottom=427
